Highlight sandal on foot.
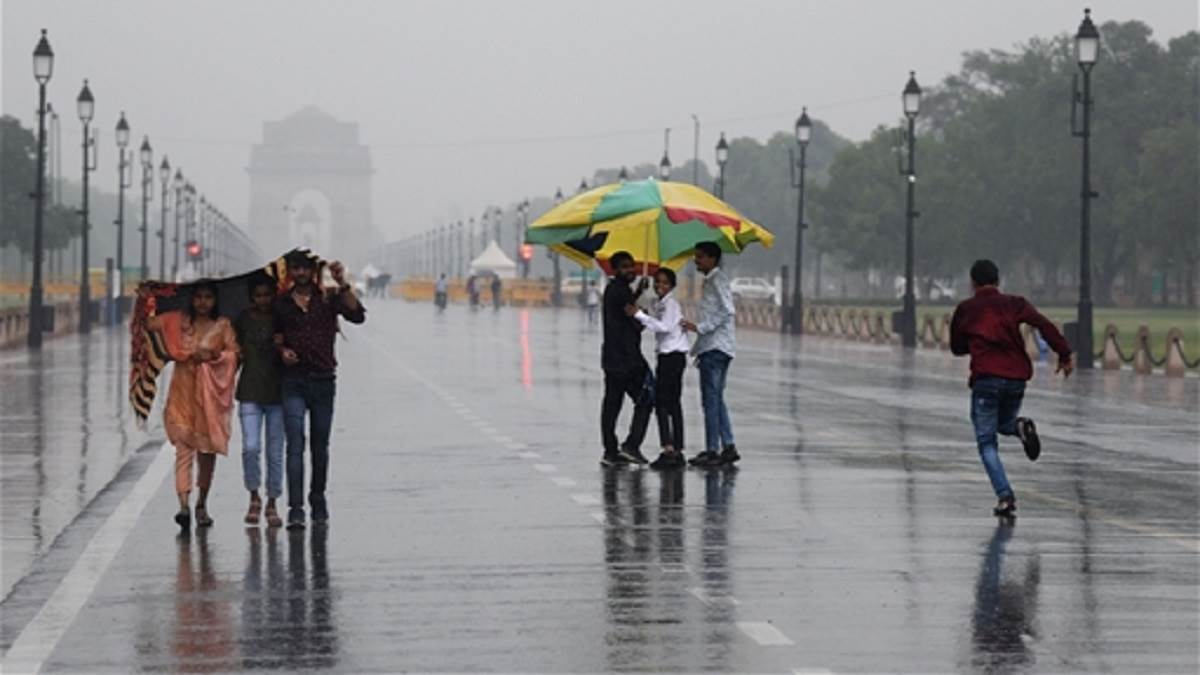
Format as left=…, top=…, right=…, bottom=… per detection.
left=993, top=497, right=1017, bottom=517
left=245, top=496, right=262, bottom=525
left=195, top=506, right=214, bottom=528
left=175, top=507, right=191, bottom=530
left=264, top=503, right=283, bottom=528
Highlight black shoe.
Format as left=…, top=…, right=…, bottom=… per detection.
left=718, top=445, right=741, bottom=465
left=1016, top=417, right=1041, bottom=462
left=286, top=509, right=306, bottom=530
left=650, top=451, right=685, bottom=470
left=619, top=447, right=650, bottom=465
left=174, top=508, right=191, bottom=531
left=688, top=451, right=720, bottom=467
left=993, top=497, right=1017, bottom=517
left=600, top=452, right=626, bottom=467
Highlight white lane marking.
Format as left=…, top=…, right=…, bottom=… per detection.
left=550, top=476, right=577, bottom=488
left=3, top=442, right=172, bottom=674
left=532, top=463, right=557, bottom=474
left=689, top=586, right=741, bottom=606
left=589, top=511, right=606, bottom=524
left=570, top=493, right=601, bottom=506
left=737, top=621, right=795, bottom=646
left=517, top=451, right=541, bottom=460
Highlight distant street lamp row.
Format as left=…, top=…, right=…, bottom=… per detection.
left=26, top=29, right=252, bottom=348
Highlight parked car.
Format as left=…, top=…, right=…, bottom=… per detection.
left=893, top=276, right=958, bottom=301
left=730, top=277, right=777, bottom=304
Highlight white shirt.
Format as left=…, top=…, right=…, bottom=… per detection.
left=634, top=291, right=690, bottom=354
left=586, top=287, right=601, bottom=306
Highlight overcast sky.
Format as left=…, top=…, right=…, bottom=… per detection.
left=3, top=1, right=1195, bottom=241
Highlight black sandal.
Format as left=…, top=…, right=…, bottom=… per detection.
left=195, top=506, right=214, bottom=528
left=993, top=497, right=1017, bottom=517
left=175, top=507, right=191, bottom=530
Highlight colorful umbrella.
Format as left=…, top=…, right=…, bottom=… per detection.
left=524, top=179, right=773, bottom=273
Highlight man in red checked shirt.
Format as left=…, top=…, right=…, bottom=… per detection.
left=950, top=259, right=1073, bottom=518
left=274, top=251, right=366, bottom=529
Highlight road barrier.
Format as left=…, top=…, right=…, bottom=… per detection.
left=1, top=300, right=84, bottom=349
left=395, top=278, right=555, bottom=307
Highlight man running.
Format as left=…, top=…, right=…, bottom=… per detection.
left=599, top=251, right=653, bottom=466
left=950, top=259, right=1073, bottom=517
left=274, top=251, right=366, bottom=529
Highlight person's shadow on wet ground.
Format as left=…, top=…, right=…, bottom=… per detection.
left=967, top=520, right=1042, bottom=673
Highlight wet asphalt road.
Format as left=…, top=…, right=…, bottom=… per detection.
left=1, top=301, right=1197, bottom=673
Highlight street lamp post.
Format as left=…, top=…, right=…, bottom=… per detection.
left=138, top=136, right=152, bottom=281
left=715, top=133, right=728, bottom=199
left=900, top=72, right=922, bottom=349
left=1072, top=8, right=1100, bottom=369
left=77, top=80, right=96, bottom=334
left=28, top=29, right=53, bottom=349
left=171, top=170, right=183, bottom=281
left=788, top=109, right=812, bottom=334
left=158, top=157, right=170, bottom=279
left=659, top=128, right=672, bottom=181
left=113, top=112, right=131, bottom=312
left=517, top=200, right=530, bottom=279
left=550, top=187, right=563, bottom=306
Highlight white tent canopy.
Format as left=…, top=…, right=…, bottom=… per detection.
left=469, top=240, right=517, bottom=278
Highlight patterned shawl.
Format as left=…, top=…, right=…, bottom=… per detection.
left=128, top=248, right=324, bottom=424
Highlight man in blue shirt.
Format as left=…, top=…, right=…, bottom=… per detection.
left=682, top=242, right=738, bottom=467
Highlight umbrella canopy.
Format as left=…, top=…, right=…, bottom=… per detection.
left=525, top=179, right=773, bottom=273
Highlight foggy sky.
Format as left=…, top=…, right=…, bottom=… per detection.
left=3, top=1, right=1194, bottom=245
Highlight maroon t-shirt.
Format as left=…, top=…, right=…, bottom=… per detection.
left=950, top=287, right=1071, bottom=385
left=273, top=289, right=366, bottom=377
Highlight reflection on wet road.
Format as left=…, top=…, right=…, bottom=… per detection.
left=1, top=302, right=1196, bottom=672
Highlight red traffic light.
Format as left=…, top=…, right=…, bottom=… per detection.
left=186, top=240, right=203, bottom=259
left=520, top=244, right=534, bottom=261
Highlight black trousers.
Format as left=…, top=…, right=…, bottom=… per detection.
left=600, top=362, right=653, bottom=454
left=655, top=352, right=686, bottom=450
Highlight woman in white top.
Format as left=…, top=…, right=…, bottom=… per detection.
left=625, top=268, right=689, bottom=469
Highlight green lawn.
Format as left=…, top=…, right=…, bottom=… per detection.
left=815, top=303, right=1200, bottom=357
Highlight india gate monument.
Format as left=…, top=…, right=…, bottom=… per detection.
left=247, top=106, right=380, bottom=265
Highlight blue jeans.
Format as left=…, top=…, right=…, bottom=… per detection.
left=970, top=376, right=1025, bottom=499
left=239, top=402, right=285, bottom=498
left=698, top=350, right=735, bottom=452
left=282, top=376, right=336, bottom=519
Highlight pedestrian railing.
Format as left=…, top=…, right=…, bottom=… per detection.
left=0, top=300, right=83, bottom=349
left=395, top=278, right=554, bottom=307
left=716, top=302, right=1196, bottom=378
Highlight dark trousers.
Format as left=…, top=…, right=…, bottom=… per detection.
left=654, top=352, right=686, bottom=450
left=282, top=376, right=336, bottom=517
left=600, top=363, right=653, bottom=454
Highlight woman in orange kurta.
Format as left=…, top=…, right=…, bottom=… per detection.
left=148, top=281, right=239, bottom=530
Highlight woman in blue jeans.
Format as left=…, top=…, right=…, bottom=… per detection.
left=234, top=275, right=285, bottom=527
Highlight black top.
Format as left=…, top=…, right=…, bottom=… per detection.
left=234, top=310, right=281, bottom=403
left=273, top=290, right=367, bottom=377
left=601, top=279, right=645, bottom=372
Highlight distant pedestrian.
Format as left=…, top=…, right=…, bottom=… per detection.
left=600, top=251, right=653, bottom=466
left=681, top=242, right=738, bottom=467
left=146, top=280, right=240, bottom=530
left=491, top=275, right=502, bottom=310
left=950, top=259, right=1073, bottom=517
left=274, top=253, right=366, bottom=529
left=627, top=267, right=688, bottom=469
left=435, top=273, right=449, bottom=311
left=467, top=275, right=480, bottom=309
left=233, top=273, right=284, bottom=528
left=585, top=280, right=601, bottom=325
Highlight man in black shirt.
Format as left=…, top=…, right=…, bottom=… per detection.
left=274, top=251, right=366, bottom=529
left=600, top=251, right=653, bottom=466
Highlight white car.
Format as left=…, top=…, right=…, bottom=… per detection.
left=730, top=277, right=777, bottom=303
left=893, top=276, right=957, bottom=301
